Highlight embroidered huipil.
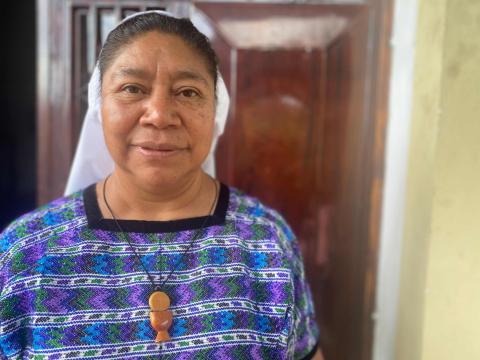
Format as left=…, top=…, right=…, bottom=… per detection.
left=0, top=184, right=319, bottom=359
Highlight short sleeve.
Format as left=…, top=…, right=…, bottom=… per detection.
left=283, top=225, right=320, bottom=359
left=0, top=226, right=12, bottom=359
left=0, top=224, right=14, bottom=291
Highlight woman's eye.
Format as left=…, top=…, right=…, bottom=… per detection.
left=179, top=89, right=199, bottom=98
left=122, top=85, right=142, bottom=94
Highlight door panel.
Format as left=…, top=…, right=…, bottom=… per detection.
left=197, top=3, right=390, bottom=359
left=37, top=1, right=392, bottom=359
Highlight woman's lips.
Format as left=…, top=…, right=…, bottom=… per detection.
left=137, top=147, right=182, bottom=157
left=133, top=142, right=185, bottom=158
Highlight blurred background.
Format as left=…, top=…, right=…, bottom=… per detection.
left=0, top=1, right=36, bottom=229
left=1, top=1, right=479, bottom=360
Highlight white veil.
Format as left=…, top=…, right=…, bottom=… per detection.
left=64, top=10, right=229, bottom=195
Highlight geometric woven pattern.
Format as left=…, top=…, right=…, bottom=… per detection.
left=0, top=185, right=319, bottom=359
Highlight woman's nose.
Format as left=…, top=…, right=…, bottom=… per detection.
left=139, top=92, right=181, bottom=128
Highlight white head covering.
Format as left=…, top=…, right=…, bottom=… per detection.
left=64, top=10, right=229, bottom=195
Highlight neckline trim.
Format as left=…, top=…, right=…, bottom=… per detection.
left=83, top=182, right=229, bottom=233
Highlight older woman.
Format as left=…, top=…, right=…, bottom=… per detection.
left=0, top=11, right=323, bottom=360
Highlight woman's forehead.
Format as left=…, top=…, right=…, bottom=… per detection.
left=105, top=31, right=212, bottom=82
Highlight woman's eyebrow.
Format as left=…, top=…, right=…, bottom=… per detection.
left=112, top=67, right=151, bottom=80
left=173, top=70, right=209, bottom=86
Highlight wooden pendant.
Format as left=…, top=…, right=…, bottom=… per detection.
left=149, top=291, right=173, bottom=343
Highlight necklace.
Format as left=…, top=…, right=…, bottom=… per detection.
left=102, top=176, right=219, bottom=343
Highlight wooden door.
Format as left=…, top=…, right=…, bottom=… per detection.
left=37, top=1, right=392, bottom=359
left=200, top=3, right=392, bottom=360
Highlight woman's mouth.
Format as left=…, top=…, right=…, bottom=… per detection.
left=133, top=142, right=185, bottom=158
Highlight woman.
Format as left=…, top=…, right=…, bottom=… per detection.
left=0, top=11, right=323, bottom=360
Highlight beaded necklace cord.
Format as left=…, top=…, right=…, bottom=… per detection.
left=102, top=175, right=219, bottom=342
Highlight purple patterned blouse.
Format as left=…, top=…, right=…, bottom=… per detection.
left=0, top=183, right=319, bottom=359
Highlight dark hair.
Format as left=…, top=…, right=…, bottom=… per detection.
left=98, top=13, right=218, bottom=89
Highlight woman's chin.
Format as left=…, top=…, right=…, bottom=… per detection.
left=126, top=166, right=201, bottom=191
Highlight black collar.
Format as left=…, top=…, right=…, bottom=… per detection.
left=83, top=182, right=229, bottom=234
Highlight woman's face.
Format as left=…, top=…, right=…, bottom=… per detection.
left=101, top=31, right=215, bottom=189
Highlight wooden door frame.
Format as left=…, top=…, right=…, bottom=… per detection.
left=353, top=1, right=394, bottom=359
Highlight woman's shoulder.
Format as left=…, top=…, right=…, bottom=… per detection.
left=0, top=190, right=85, bottom=254
left=226, top=186, right=296, bottom=242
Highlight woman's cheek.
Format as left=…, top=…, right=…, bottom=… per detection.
left=195, top=106, right=215, bottom=133
left=103, top=101, right=138, bottom=138
left=102, top=103, right=132, bottom=159
left=194, top=109, right=215, bottom=159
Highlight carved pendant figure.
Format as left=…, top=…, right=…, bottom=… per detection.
left=149, top=291, right=173, bottom=342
